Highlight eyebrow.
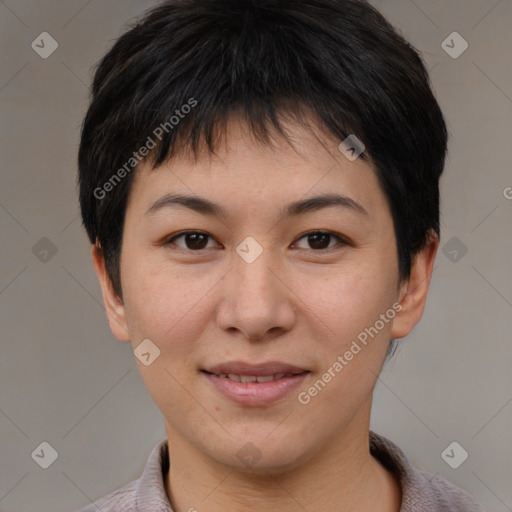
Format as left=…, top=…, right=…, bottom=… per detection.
left=145, top=192, right=368, bottom=219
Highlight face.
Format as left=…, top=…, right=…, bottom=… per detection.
left=93, top=115, right=437, bottom=474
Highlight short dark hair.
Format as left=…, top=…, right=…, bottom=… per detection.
left=78, top=0, right=447, bottom=319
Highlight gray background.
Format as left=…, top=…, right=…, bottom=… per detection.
left=0, top=0, right=511, bottom=511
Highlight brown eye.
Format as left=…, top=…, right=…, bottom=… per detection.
left=165, top=231, right=216, bottom=251
left=293, top=231, right=347, bottom=251
left=164, top=230, right=348, bottom=253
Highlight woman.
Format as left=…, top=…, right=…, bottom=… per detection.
left=76, top=1, right=483, bottom=510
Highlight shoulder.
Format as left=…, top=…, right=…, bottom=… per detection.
left=74, top=479, right=138, bottom=512
left=369, top=431, right=483, bottom=512
left=73, top=440, right=171, bottom=512
left=412, top=470, right=484, bottom=512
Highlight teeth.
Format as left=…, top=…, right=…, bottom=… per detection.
left=215, top=373, right=298, bottom=382
left=240, top=375, right=257, bottom=383
left=256, top=375, right=274, bottom=383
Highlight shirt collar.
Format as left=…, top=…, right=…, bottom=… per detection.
left=135, top=440, right=173, bottom=511
left=135, top=431, right=423, bottom=511
left=369, top=430, right=431, bottom=510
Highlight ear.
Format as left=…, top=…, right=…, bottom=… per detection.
left=91, top=241, right=131, bottom=342
left=391, top=230, right=439, bottom=339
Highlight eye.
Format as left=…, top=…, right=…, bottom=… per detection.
left=293, top=231, right=348, bottom=251
left=164, top=231, right=218, bottom=251
left=163, top=230, right=349, bottom=252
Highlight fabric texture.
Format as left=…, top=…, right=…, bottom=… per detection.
left=75, top=430, right=483, bottom=511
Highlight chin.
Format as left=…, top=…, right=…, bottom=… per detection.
left=207, top=432, right=312, bottom=475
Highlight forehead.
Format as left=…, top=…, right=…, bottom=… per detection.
left=126, top=116, right=389, bottom=224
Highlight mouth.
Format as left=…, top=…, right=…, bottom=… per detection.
left=201, top=371, right=306, bottom=383
left=201, top=361, right=310, bottom=406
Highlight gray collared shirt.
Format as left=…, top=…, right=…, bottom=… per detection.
left=75, top=430, right=484, bottom=511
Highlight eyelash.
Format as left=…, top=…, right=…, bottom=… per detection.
left=163, top=230, right=351, bottom=253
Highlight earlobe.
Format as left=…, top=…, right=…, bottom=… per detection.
left=391, top=230, right=439, bottom=340
left=91, top=241, right=131, bottom=342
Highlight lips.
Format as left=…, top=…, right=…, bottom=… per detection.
left=201, top=361, right=310, bottom=406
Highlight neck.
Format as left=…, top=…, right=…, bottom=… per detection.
left=164, top=409, right=401, bottom=512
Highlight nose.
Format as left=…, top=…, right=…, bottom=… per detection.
left=215, top=246, right=296, bottom=342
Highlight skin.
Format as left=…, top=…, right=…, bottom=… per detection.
left=92, top=115, right=438, bottom=512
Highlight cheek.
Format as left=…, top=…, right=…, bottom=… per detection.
left=296, top=269, right=397, bottom=417
left=122, top=260, right=212, bottom=353
left=122, top=264, right=208, bottom=408
left=303, top=262, right=397, bottom=347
